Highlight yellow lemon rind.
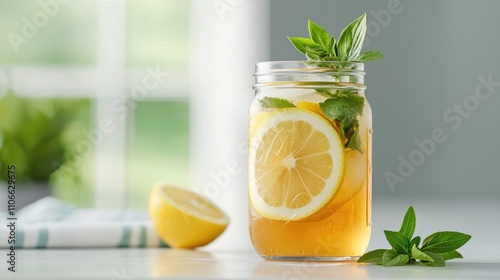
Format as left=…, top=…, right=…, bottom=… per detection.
left=248, top=108, right=345, bottom=222
left=148, top=184, right=229, bottom=249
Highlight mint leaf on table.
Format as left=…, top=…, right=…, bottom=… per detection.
left=382, top=250, right=410, bottom=267
left=384, top=231, right=411, bottom=254
left=259, top=97, right=295, bottom=108
left=440, top=250, right=464, bottom=261
left=358, top=206, right=472, bottom=267
left=411, top=245, right=434, bottom=262
left=357, top=249, right=388, bottom=265
left=421, top=231, right=472, bottom=254
left=410, top=236, right=421, bottom=249
left=399, top=205, right=416, bottom=239
left=423, top=252, right=446, bottom=267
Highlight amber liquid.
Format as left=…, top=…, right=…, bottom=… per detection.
left=249, top=113, right=372, bottom=259
left=249, top=179, right=371, bottom=258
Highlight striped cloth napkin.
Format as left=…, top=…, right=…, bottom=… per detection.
left=0, top=197, right=168, bottom=248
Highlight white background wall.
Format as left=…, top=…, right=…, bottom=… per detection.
left=189, top=0, right=269, bottom=250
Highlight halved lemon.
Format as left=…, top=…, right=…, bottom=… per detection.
left=249, top=108, right=345, bottom=221
left=148, top=184, right=229, bottom=248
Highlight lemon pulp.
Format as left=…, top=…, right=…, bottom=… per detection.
left=249, top=108, right=345, bottom=221
left=148, top=184, right=229, bottom=248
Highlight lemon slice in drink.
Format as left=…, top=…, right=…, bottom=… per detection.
left=148, top=184, right=229, bottom=248
left=249, top=108, right=345, bottom=221
left=249, top=111, right=271, bottom=137
left=297, top=101, right=329, bottom=121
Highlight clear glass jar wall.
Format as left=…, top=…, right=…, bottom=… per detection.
left=249, top=61, right=372, bottom=260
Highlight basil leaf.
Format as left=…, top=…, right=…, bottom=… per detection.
left=384, top=230, right=411, bottom=254
left=259, top=97, right=295, bottom=108
left=320, top=94, right=364, bottom=152
left=421, top=231, right=472, bottom=254
left=440, top=250, right=463, bottom=261
left=287, top=37, right=321, bottom=55
left=305, top=48, right=321, bottom=60
left=289, top=15, right=382, bottom=63
left=346, top=129, right=362, bottom=152
left=399, top=206, right=416, bottom=239
left=305, top=43, right=326, bottom=53
left=423, top=252, right=446, bottom=267
left=357, top=249, right=389, bottom=265
left=382, top=250, right=399, bottom=265
left=410, top=236, right=421, bottom=249
left=411, top=245, right=434, bottom=262
left=320, top=95, right=364, bottom=120
left=357, top=51, right=384, bottom=62
left=308, top=20, right=331, bottom=50
left=329, top=36, right=336, bottom=57
left=335, top=204, right=471, bottom=267
left=382, top=250, right=410, bottom=267
left=288, top=15, right=382, bottom=154
left=337, top=13, right=367, bottom=61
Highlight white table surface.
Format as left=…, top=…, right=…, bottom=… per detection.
left=1, top=196, right=499, bottom=279
left=1, top=248, right=499, bottom=280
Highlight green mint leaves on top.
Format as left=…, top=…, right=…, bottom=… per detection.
left=288, top=14, right=383, bottom=62
left=287, top=14, right=383, bottom=153
left=357, top=50, right=384, bottom=62
left=337, top=14, right=367, bottom=61
left=358, top=206, right=472, bottom=267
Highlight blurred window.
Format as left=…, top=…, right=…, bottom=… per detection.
left=0, top=0, right=190, bottom=209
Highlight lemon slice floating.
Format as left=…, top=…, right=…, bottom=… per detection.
left=148, top=184, right=229, bottom=248
left=249, top=108, right=345, bottom=221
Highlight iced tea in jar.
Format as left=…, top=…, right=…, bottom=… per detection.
left=248, top=61, right=372, bottom=260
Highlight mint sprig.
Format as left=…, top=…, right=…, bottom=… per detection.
left=319, top=93, right=364, bottom=152
left=358, top=206, right=472, bottom=267
left=288, top=14, right=383, bottom=62
left=287, top=14, right=383, bottom=153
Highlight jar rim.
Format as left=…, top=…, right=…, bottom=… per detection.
left=255, top=61, right=365, bottom=75
left=254, top=61, right=366, bottom=90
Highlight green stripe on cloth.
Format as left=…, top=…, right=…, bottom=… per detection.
left=36, top=228, right=49, bottom=248
left=118, top=225, right=131, bottom=247
left=139, top=226, right=147, bottom=248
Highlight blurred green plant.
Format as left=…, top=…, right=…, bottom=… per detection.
left=0, top=91, right=89, bottom=185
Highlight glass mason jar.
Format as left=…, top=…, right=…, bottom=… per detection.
left=248, top=61, right=372, bottom=261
